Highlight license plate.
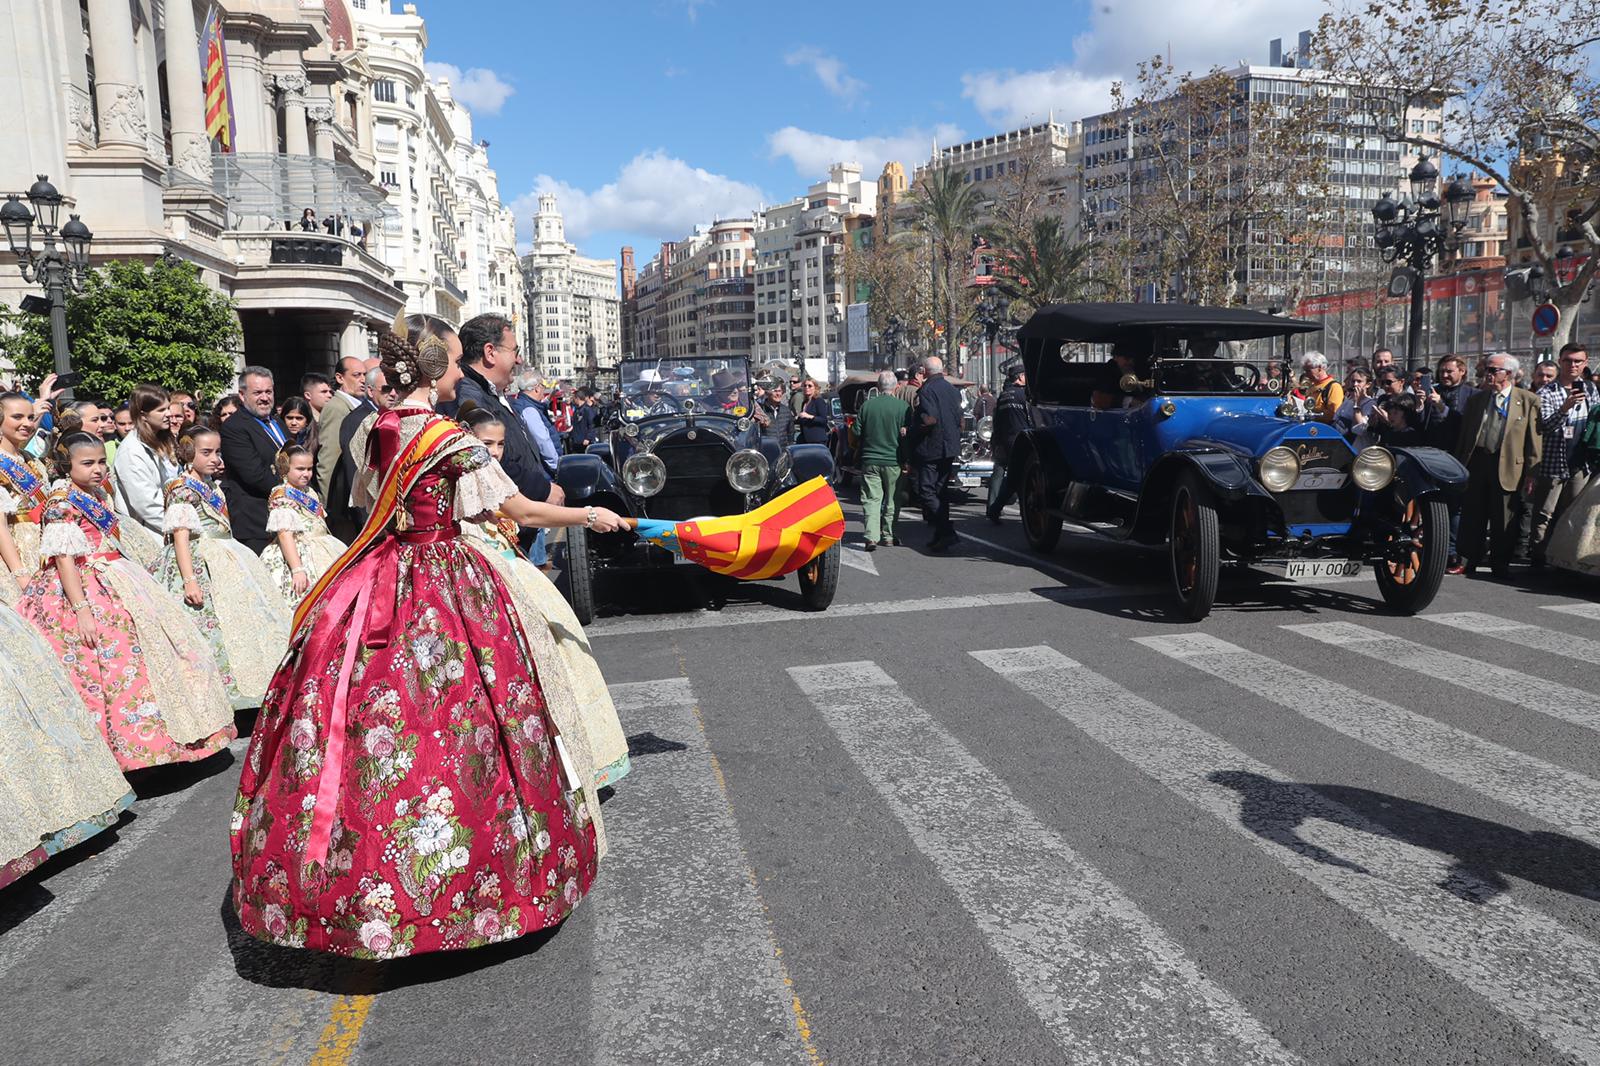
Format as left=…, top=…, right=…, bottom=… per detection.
left=1294, top=470, right=1348, bottom=491
left=958, top=475, right=981, bottom=487
left=1283, top=559, right=1364, bottom=580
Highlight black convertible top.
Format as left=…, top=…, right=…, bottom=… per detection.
left=1018, top=302, right=1322, bottom=343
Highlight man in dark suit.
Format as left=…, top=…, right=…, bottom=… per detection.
left=1454, top=352, right=1543, bottom=577
left=440, top=313, right=559, bottom=552
left=326, top=366, right=388, bottom=542
left=220, top=366, right=289, bottom=553
left=1425, top=354, right=1478, bottom=571
left=909, top=355, right=964, bottom=552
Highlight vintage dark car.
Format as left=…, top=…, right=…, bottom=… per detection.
left=1008, top=303, right=1468, bottom=620
left=557, top=355, right=840, bottom=623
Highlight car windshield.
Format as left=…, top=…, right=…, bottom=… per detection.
left=1152, top=357, right=1278, bottom=395
left=618, top=357, right=753, bottom=416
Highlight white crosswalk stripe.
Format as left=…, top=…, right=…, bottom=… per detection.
left=1136, top=632, right=1600, bottom=847
left=838, top=545, right=879, bottom=575
left=588, top=591, right=1045, bottom=637
left=1543, top=602, right=1600, bottom=621
left=591, top=679, right=814, bottom=1065
left=975, top=644, right=1600, bottom=1063
left=1283, top=621, right=1600, bottom=735
left=1422, top=610, right=1600, bottom=660
left=787, top=660, right=1301, bottom=1065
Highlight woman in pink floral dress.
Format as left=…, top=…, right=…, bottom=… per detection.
left=231, top=322, right=627, bottom=958
left=18, top=434, right=236, bottom=770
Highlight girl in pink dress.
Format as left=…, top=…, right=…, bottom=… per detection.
left=231, top=322, right=627, bottom=958
left=19, top=433, right=236, bottom=771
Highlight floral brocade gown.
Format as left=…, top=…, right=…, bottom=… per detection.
left=0, top=452, right=49, bottom=608
left=259, top=484, right=347, bottom=604
left=231, top=408, right=600, bottom=958
left=150, top=476, right=292, bottom=709
left=18, top=484, right=236, bottom=771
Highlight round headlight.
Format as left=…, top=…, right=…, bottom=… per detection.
left=976, top=416, right=994, bottom=443
left=726, top=449, right=769, bottom=493
left=682, top=398, right=697, bottom=414
left=1258, top=446, right=1301, bottom=493
left=772, top=449, right=793, bottom=483
left=737, top=417, right=752, bottom=432
left=1275, top=399, right=1300, bottom=419
left=622, top=453, right=666, bottom=497
left=1352, top=446, right=1396, bottom=491
left=621, top=421, right=640, bottom=439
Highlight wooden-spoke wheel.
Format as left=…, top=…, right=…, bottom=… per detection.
left=1375, top=496, right=1447, bottom=614
left=797, top=543, right=840, bottom=611
left=1169, top=474, right=1220, bottom=621
left=1019, top=456, right=1063, bottom=553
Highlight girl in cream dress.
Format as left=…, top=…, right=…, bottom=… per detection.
left=259, top=445, right=347, bottom=604
left=149, top=426, right=292, bottom=710
left=458, top=407, right=631, bottom=788
left=0, top=392, right=49, bottom=607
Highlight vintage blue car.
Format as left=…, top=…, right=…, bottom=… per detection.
left=1009, top=303, right=1469, bottom=620
left=556, top=355, right=839, bottom=623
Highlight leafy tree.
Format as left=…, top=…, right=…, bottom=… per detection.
left=989, top=215, right=1108, bottom=313
left=1317, top=0, right=1600, bottom=348
left=0, top=258, right=241, bottom=402
left=908, top=166, right=981, bottom=372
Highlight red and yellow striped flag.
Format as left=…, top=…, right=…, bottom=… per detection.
left=201, top=6, right=236, bottom=153
left=632, top=477, right=845, bottom=581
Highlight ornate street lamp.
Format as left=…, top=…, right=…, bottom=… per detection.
left=1370, top=157, right=1472, bottom=373
left=879, top=315, right=903, bottom=371
left=5, top=175, right=93, bottom=397
left=973, top=288, right=1008, bottom=387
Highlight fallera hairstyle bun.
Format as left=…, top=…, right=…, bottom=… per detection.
left=379, top=310, right=451, bottom=394
left=175, top=423, right=220, bottom=466
left=51, top=430, right=103, bottom=479
left=275, top=443, right=313, bottom=477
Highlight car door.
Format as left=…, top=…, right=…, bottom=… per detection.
left=1086, top=402, right=1145, bottom=492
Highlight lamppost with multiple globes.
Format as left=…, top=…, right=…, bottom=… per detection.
left=1, top=175, right=94, bottom=396
left=1370, top=155, right=1473, bottom=373
left=878, top=315, right=903, bottom=371
left=972, top=287, right=1008, bottom=388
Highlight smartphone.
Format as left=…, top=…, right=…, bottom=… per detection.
left=54, top=371, right=83, bottom=391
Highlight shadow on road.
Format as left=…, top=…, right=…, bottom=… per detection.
left=221, top=890, right=569, bottom=993
left=1211, top=770, right=1600, bottom=905
left=126, top=749, right=238, bottom=799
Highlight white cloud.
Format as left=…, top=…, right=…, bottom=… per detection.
left=767, top=123, right=966, bottom=179
left=511, top=151, right=766, bottom=248
left=962, top=0, right=1325, bottom=128
left=961, top=69, right=1116, bottom=129
left=423, top=63, right=515, bottom=116
left=784, top=46, right=866, bottom=104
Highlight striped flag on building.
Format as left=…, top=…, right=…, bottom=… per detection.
left=200, top=6, right=235, bottom=152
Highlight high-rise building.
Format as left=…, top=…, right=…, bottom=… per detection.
left=437, top=83, right=523, bottom=351
left=520, top=195, right=621, bottom=380
left=753, top=163, right=877, bottom=376
left=911, top=121, right=1081, bottom=232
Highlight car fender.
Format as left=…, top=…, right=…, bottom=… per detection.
left=1008, top=428, right=1072, bottom=492
left=1133, top=449, right=1268, bottom=542
left=585, top=440, right=613, bottom=462
left=557, top=452, right=620, bottom=502
left=1389, top=446, right=1469, bottom=499
left=787, top=442, right=834, bottom=483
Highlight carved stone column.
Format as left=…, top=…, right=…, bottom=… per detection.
left=307, top=99, right=337, bottom=160
left=162, top=0, right=211, bottom=177
left=276, top=71, right=311, bottom=156
left=85, top=0, right=148, bottom=149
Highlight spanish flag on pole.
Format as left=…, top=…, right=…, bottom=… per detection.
left=629, top=477, right=845, bottom=580
left=200, top=6, right=236, bottom=153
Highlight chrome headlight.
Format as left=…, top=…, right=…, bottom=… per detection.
left=1258, top=446, right=1301, bottom=493
left=726, top=449, right=769, bottom=492
left=621, top=453, right=666, bottom=497
left=1275, top=399, right=1300, bottom=419
left=772, top=449, right=793, bottom=483
left=1352, top=446, right=1396, bottom=491
left=737, top=417, right=752, bottom=432
left=976, top=415, right=994, bottom=443
left=621, top=421, right=640, bottom=439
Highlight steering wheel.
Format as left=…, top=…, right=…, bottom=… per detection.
left=643, top=393, right=683, bottom=414
left=1224, top=364, right=1261, bottom=391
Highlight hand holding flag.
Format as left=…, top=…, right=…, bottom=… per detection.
left=627, top=477, right=844, bottom=580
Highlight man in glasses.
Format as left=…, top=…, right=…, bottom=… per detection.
left=1530, top=343, right=1598, bottom=569
left=1454, top=352, right=1542, bottom=577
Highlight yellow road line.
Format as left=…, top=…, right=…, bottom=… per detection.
left=309, top=993, right=374, bottom=1065
left=677, top=649, right=826, bottom=1066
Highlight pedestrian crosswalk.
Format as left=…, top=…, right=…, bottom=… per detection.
left=6, top=598, right=1600, bottom=1064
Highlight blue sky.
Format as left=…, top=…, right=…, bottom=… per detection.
left=416, top=0, right=1325, bottom=262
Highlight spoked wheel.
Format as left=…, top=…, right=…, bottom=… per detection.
left=563, top=524, right=597, bottom=625
left=1374, top=496, right=1447, bottom=614
left=797, top=543, right=841, bottom=611
left=1169, top=473, right=1220, bottom=621
left=1019, top=456, right=1063, bottom=553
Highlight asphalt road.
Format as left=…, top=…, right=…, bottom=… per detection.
left=4, top=489, right=1600, bottom=1066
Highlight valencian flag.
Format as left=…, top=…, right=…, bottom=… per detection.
left=200, top=6, right=236, bottom=152
left=629, top=477, right=844, bottom=580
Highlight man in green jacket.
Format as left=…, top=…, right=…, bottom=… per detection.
left=856, top=370, right=910, bottom=550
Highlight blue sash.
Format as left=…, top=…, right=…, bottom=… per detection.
left=186, top=475, right=229, bottom=518
left=0, top=452, right=44, bottom=506
left=282, top=484, right=324, bottom=518
left=68, top=488, right=119, bottom=538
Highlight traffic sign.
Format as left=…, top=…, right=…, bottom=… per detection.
left=1532, top=302, right=1561, bottom=337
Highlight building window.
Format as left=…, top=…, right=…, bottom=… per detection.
left=374, top=80, right=397, bottom=103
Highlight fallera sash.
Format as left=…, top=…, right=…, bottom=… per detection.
left=282, top=484, right=324, bottom=518
left=0, top=452, right=46, bottom=514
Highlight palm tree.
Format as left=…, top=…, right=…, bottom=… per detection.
left=996, top=216, right=1107, bottom=312
left=910, top=166, right=980, bottom=371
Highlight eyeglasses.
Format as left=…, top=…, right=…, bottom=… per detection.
left=1487, top=366, right=1513, bottom=376
left=379, top=384, right=398, bottom=394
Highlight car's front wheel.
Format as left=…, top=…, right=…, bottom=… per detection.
left=797, top=543, right=840, bottom=611
left=1374, top=496, right=1447, bottom=614
left=563, top=524, right=598, bottom=625
left=1169, top=473, right=1220, bottom=621
left=1019, top=456, right=1063, bottom=553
